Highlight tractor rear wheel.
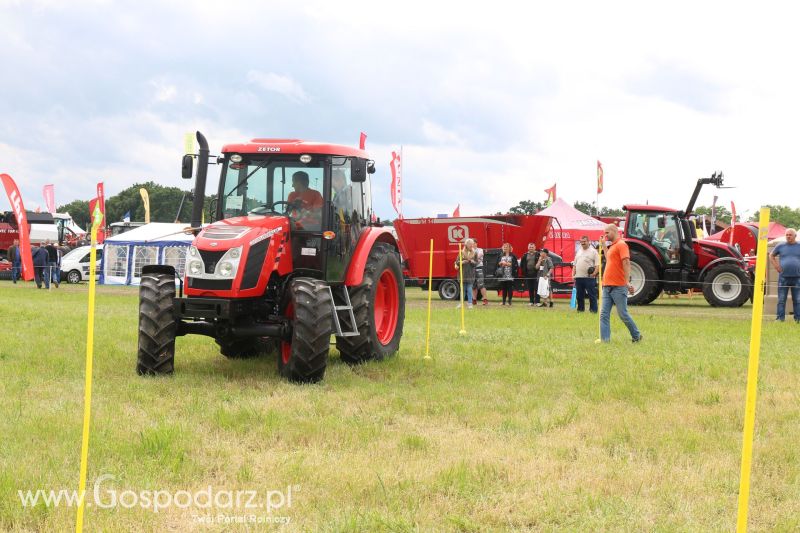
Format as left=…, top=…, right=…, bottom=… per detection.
left=137, top=272, right=177, bottom=375
left=217, top=337, right=276, bottom=359
left=702, top=264, right=751, bottom=307
left=437, top=279, right=460, bottom=300
left=336, top=243, right=405, bottom=364
left=628, top=250, right=662, bottom=305
left=278, top=278, right=333, bottom=383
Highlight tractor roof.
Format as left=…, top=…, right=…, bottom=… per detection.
left=222, top=139, right=369, bottom=158
left=623, top=204, right=677, bottom=213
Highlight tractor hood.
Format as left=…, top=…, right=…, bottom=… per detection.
left=195, top=215, right=289, bottom=250
left=696, top=237, right=743, bottom=259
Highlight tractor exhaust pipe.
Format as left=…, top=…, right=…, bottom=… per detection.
left=190, top=131, right=209, bottom=232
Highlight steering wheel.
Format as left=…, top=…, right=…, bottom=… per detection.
left=249, top=200, right=297, bottom=217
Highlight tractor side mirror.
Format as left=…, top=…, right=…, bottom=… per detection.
left=181, top=155, right=194, bottom=179
left=351, top=158, right=368, bottom=182
left=367, top=160, right=376, bottom=174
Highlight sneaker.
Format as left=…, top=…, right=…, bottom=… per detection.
left=534, top=303, right=544, bottom=307
left=467, top=303, right=473, bottom=309
left=482, top=299, right=488, bottom=305
left=548, top=301, right=553, bottom=308
left=529, top=303, right=535, bottom=306
left=632, top=334, right=643, bottom=343
left=456, top=303, right=462, bottom=309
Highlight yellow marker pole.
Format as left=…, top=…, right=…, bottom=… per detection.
left=736, top=207, right=770, bottom=533
left=424, top=239, right=434, bottom=359
left=596, top=245, right=603, bottom=342
left=458, top=243, right=466, bottom=335
left=75, top=204, right=103, bottom=533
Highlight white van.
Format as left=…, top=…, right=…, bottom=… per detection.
left=61, top=245, right=104, bottom=284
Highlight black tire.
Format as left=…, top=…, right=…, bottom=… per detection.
left=67, top=269, right=82, bottom=284
left=627, top=250, right=662, bottom=305
left=336, top=243, right=405, bottom=364
left=216, top=337, right=276, bottom=359
left=437, top=279, right=460, bottom=300
left=702, top=264, right=751, bottom=307
left=136, top=272, right=177, bottom=375
left=278, top=278, right=333, bottom=383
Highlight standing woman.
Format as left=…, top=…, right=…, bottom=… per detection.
left=536, top=248, right=555, bottom=307
left=498, top=243, right=518, bottom=306
left=455, top=239, right=477, bottom=308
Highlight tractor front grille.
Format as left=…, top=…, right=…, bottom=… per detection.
left=197, top=249, right=226, bottom=275
left=241, top=238, right=270, bottom=290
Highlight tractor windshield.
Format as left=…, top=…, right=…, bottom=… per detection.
left=220, top=156, right=325, bottom=230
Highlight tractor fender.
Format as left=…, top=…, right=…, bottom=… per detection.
left=142, top=264, right=176, bottom=277
left=344, top=227, right=399, bottom=286
left=698, top=257, right=747, bottom=281
left=625, top=241, right=662, bottom=272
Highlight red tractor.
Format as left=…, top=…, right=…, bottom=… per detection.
left=137, top=132, right=405, bottom=382
left=624, top=172, right=753, bottom=307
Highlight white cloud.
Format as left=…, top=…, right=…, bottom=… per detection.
left=246, top=70, right=311, bottom=105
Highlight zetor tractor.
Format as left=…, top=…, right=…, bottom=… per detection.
left=136, top=132, right=405, bottom=382
left=625, top=172, right=753, bottom=307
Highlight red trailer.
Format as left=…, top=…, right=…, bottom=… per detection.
left=395, top=215, right=552, bottom=299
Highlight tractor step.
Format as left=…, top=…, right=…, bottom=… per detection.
left=326, top=286, right=360, bottom=337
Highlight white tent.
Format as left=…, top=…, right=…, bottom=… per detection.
left=101, top=223, right=194, bottom=285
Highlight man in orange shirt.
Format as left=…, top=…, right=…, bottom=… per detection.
left=287, top=171, right=323, bottom=229
left=600, top=224, right=642, bottom=343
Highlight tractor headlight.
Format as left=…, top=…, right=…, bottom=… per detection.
left=218, top=261, right=233, bottom=277
left=189, top=261, right=203, bottom=275
left=213, top=246, right=242, bottom=279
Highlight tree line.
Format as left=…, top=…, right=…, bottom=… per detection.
left=57, top=182, right=215, bottom=230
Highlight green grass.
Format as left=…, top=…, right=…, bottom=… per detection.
left=1, top=281, right=799, bottom=531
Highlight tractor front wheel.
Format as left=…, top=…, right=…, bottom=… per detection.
left=278, top=278, right=333, bottom=383
left=702, top=264, right=751, bottom=307
left=336, top=243, right=405, bottom=364
left=136, top=272, right=177, bottom=375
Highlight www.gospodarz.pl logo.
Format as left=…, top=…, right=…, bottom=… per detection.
left=18, top=474, right=298, bottom=515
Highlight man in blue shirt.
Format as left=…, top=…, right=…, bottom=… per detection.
left=770, top=228, right=800, bottom=322
left=32, top=244, right=50, bottom=289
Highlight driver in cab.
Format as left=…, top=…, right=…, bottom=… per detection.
left=287, top=171, right=323, bottom=228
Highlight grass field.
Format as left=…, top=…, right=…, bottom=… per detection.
left=1, top=281, right=799, bottom=532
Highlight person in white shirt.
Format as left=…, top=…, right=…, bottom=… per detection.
left=572, top=235, right=600, bottom=313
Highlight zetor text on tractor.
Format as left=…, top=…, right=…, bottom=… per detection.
left=136, top=132, right=405, bottom=382
left=624, top=172, right=753, bottom=307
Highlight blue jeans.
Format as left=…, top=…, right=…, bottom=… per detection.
left=574, top=277, right=598, bottom=312
left=12, top=264, right=20, bottom=283
left=49, top=261, right=60, bottom=284
left=777, top=275, right=800, bottom=322
left=600, top=286, right=641, bottom=341
left=463, top=282, right=473, bottom=304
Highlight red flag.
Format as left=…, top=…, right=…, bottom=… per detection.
left=544, top=184, right=557, bottom=205
left=359, top=132, right=367, bottom=150
left=390, top=150, right=402, bottom=218
left=729, top=201, right=736, bottom=246
left=596, top=161, right=604, bottom=194
left=1, top=173, right=35, bottom=281
left=43, top=184, right=55, bottom=213
left=452, top=204, right=460, bottom=217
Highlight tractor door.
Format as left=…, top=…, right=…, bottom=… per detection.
left=324, top=157, right=368, bottom=282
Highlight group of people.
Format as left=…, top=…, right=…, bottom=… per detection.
left=450, top=225, right=643, bottom=343
left=6, top=238, right=63, bottom=289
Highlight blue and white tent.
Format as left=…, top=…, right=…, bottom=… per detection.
left=101, top=223, right=194, bottom=285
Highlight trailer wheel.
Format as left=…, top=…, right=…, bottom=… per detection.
left=702, top=264, right=751, bottom=307
left=437, top=279, right=460, bottom=300
left=336, top=243, right=406, bottom=364
left=217, top=337, right=276, bottom=359
left=67, top=269, right=82, bottom=284
left=136, top=272, right=177, bottom=375
left=628, top=250, right=661, bottom=305
left=278, top=278, right=333, bottom=383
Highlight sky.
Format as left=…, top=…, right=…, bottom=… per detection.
left=1, top=0, right=799, bottom=224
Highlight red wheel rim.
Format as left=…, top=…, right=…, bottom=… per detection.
left=374, top=268, right=399, bottom=345
left=281, top=301, right=294, bottom=364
